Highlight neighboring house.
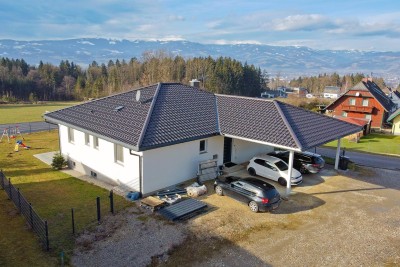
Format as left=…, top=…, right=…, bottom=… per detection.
left=387, top=108, right=400, bottom=135
left=286, top=87, right=309, bottom=98
left=388, top=89, right=400, bottom=107
left=323, top=86, right=341, bottom=99
left=45, top=83, right=360, bottom=195
left=261, top=86, right=288, bottom=99
left=325, top=78, right=397, bottom=130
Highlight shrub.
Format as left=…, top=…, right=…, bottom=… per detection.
left=51, top=153, right=67, bottom=170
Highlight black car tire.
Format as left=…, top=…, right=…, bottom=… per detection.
left=248, top=167, right=256, bottom=176
left=249, top=201, right=259, bottom=212
left=215, top=185, right=224, bottom=196
left=278, top=177, right=287, bottom=186
left=299, top=165, right=308, bottom=174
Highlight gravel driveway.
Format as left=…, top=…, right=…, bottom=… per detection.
left=71, top=165, right=400, bottom=266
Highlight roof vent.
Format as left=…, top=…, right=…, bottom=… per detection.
left=135, top=90, right=141, bottom=102
left=190, top=79, right=200, bottom=88
left=114, top=106, right=124, bottom=112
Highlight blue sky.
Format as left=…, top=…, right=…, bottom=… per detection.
left=1, top=0, right=400, bottom=51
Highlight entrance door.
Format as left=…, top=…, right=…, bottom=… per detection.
left=223, top=137, right=232, bottom=163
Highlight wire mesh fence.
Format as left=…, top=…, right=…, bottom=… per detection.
left=0, top=170, right=49, bottom=251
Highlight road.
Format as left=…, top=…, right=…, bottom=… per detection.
left=0, top=121, right=57, bottom=137
left=314, top=146, right=400, bottom=171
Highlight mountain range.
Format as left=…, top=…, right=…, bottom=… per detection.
left=1, top=38, right=399, bottom=79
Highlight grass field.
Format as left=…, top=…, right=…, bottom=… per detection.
left=0, top=102, right=80, bottom=124
left=0, top=130, right=131, bottom=266
left=323, top=133, right=400, bottom=156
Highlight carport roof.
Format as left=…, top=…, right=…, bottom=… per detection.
left=216, top=95, right=362, bottom=151
left=45, top=83, right=361, bottom=152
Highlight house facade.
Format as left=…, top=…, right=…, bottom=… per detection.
left=387, top=108, right=400, bottom=135
left=45, top=83, right=360, bottom=195
left=325, top=78, right=396, bottom=129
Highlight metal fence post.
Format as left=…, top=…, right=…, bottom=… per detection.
left=71, top=208, right=75, bottom=234
left=17, top=188, right=21, bottom=212
left=8, top=178, right=12, bottom=200
left=96, top=197, right=101, bottom=223
left=45, top=220, right=49, bottom=251
left=29, top=203, right=33, bottom=227
left=109, top=190, right=114, bottom=214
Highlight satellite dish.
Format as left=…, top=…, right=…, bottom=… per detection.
left=135, top=90, right=141, bottom=102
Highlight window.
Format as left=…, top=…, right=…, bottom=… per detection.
left=349, top=98, right=356, bottom=105
left=365, top=114, right=372, bottom=120
left=93, top=136, right=99, bottom=149
left=115, top=144, right=124, bottom=164
left=342, top=111, right=347, bottom=117
left=85, top=133, right=90, bottom=146
left=362, top=98, right=369, bottom=107
left=199, top=140, right=207, bottom=153
left=68, top=127, right=74, bottom=143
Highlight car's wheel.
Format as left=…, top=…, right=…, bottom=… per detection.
left=299, top=165, right=308, bottom=174
left=248, top=167, right=256, bottom=176
left=278, top=177, right=287, bottom=186
left=215, top=185, right=224, bottom=196
left=248, top=201, right=259, bottom=213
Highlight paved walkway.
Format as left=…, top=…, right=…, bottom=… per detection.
left=34, top=151, right=128, bottom=197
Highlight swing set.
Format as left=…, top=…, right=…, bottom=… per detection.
left=0, top=126, right=24, bottom=143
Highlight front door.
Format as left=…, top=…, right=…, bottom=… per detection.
left=223, top=137, right=232, bottom=163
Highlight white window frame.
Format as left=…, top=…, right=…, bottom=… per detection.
left=85, top=133, right=90, bottom=146
left=114, top=144, right=124, bottom=164
left=199, top=140, right=207, bottom=154
left=68, top=127, right=74, bottom=143
left=342, top=111, right=347, bottom=117
left=93, top=136, right=99, bottom=149
left=362, top=98, right=369, bottom=107
left=365, top=114, right=372, bottom=120
left=349, top=98, right=356, bottom=105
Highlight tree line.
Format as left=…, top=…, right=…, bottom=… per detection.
left=0, top=52, right=269, bottom=102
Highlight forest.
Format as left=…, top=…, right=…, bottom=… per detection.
left=0, top=52, right=393, bottom=102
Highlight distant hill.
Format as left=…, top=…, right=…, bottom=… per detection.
left=1, top=38, right=399, bottom=78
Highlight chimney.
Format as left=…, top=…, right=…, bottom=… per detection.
left=189, top=79, right=200, bottom=88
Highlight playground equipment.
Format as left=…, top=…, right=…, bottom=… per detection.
left=15, top=140, right=31, bottom=149
left=1, top=126, right=24, bottom=143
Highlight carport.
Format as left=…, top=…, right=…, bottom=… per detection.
left=216, top=95, right=362, bottom=195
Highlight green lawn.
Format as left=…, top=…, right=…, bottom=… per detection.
left=0, top=130, right=132, bottom=266
left=0, top=102, right=80, bottom=124
left=323, top=133, right=400, bottom=156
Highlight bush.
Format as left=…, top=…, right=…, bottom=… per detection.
left=51, top=153, right=67, bottom=170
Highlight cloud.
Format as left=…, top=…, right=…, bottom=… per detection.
left=168, top=15, right=185, bottom=21
left=213, top=39, right=261, bottom=45
left=271, top=14, right=337, bottom=31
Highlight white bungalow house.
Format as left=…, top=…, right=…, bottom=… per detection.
left=44, top=83, right=361, bottom=195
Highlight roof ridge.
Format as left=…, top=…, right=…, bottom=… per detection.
left=215, top=93, right=274, bottom=102
left=137, top=82, right=162, bottom=149
left=273, top=101, right=302, bottom=150
left=215, top=95, right=221, bottom=134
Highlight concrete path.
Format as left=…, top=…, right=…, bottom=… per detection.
left=34, top=151, right=128, bottom=197
left=314, top=147, right=400, bottom=171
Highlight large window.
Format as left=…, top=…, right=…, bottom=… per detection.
left=85, top=133, right=90, bottom=146
left=115, top=144, right=124, bottom=164
left=362, top=98, right=369, bottom=107
left=93, top=136, right=99, bottom=149
left=349, top=98, right=356, bottom=105
left=342, top=111, right=348, bottom=117
left=68, top=127, right=74, bottom=143
left=365, top=114, right=372, bottom=120
left=199, top=140, right=207, bottom=153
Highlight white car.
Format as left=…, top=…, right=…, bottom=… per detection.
left=247, top=154, right=303, bottom=186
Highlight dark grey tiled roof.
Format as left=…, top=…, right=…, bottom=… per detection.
left=46, top=82, right=361, bottom=152
left=217, top=95, right=361, bottom=150
left=351, top=80, right=394, bottom=112
left=45, top=84, right=158, bottom=149
left=140, top=83, right=218, bottom=150
left=216, top=95, right=299, bottom=148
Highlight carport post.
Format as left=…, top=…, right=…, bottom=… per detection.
left=334, top=138, right=341, bottom=170
left=286, top=150, right=294, bottom=196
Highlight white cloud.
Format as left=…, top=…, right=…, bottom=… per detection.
left=168, top=15, right=185, bottom=21
left=213, top=39, right=261, bottom=45
left=271, top=14, right=335, bottom=31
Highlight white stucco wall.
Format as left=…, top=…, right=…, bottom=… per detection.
left=231, top=138, right=273, bottom=164
left=59, top=125, right=141, bottom=191
left=392, top=116, right=400, bottom=135
left=141, top=135, right=224, bottom=194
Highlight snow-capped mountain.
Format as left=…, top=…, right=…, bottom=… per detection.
left=1, top=38, right=399, bottom=77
